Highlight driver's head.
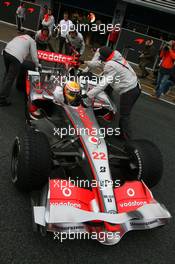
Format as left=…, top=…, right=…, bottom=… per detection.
left=64, top=81, right=81, bottom=105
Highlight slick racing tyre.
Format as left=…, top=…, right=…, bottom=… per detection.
left=11, top=127, right=52, bottom=192
left=121, top=139, right=163, bottom=188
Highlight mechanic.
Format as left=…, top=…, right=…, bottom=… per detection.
left=138, top=39, right=156, bottom=78
left=35, top=27, right=54, bottom=51
left=57, top=12, right=73, bottom=54
left=16, top=2, right=26, bottom=32
left=0, top=32, right=41, bottom=106
left=81, top=46, right=141, bottom=140
left=65, top=26, right=85, bottom=56
left=42, top=8, right=55, bottom=34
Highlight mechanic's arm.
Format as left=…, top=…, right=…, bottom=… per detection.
left=79, top=36, right=85, bottom=55
left=87, top=65, right=116, bottom=99
left=159, top=50, right=165, bottom=58
left=169, top=49, right=175, bottom=60
left=35, top=32, right=40, bottom=43
left=16, top=7, right=20, bottom=15
left=84, top=49, right=102, bottom=70
left=42, top=17, right=52, bottom=27
left=30, top=40, right=39, bottom=67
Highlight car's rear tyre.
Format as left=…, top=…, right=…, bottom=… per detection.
left=121, top=139, right=163, bottom=188
left=11, top=127, right=52, bottom=192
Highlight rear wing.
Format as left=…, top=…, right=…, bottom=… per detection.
left=37, top=50, right=79, bottom=67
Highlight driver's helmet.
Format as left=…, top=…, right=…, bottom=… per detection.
left=64, top=81, right=81, bottom=106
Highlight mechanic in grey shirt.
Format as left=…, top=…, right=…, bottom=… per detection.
left=0, top=32, right=40, bottom=106
left=82, top=46, right=141, bottom=139
left=65, top=27, right=85, bottom=56
left=16, top=2, right=26, bottom=32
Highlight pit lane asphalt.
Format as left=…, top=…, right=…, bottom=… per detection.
left=0, top=42, right=175, bottom=264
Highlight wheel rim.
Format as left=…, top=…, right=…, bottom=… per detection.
left=11, top=137, right=20, bottom=183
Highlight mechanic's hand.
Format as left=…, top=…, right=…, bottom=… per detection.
left=81, top=94, right=92, bottom=107
left=139, top=54, right=144, bottom=58
left=79, top=59, right=84, bottom=64
left=35, top=63, right=42, bottom=72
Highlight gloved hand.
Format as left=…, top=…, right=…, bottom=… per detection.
left=81, top=94, right=92, bottom=107
left=79, top=59, right=84, bottom=64
left=35, top=63, right=42, bottom=72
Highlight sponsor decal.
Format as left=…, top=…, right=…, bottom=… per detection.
left=37, top=50, right=78, bottom=66
left=76, top=105, right=94, bottom=135
left=92, top=151, right=107, bottom=160
left=120, top=200, right=147, bottom=208
left=87, top=12, right=96, bottom=23
left=135, top=38, right=145, bottom=44
left=107, top=210, right=117, bottom=214
left=88, top=136, right=100, bottom=145
left=130, top=220, right=157, bottom=226
left=62, top=187, right=72, bottom=197
left=3, top=1, right=11, bottom=7
left=27, top=7, right=35, bottom=13
left=51, top=201, right=81, bottom=209
left=134, top=149, right=142, bottom=180
left=127, top=188, right=135, bottom=197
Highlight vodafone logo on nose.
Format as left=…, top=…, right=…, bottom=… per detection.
left=62, top=187, right=72, bottom=197
left=88, top=136, right=100, bottom=145
left=127, top=188, right=135, bottom=197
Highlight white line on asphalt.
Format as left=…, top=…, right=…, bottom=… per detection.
left=142, top=91, right=175, bottom=106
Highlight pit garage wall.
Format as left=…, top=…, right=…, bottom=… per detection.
left=0, top=0, right=41, bottom=31
left=116, top=28, right=163, bottom=69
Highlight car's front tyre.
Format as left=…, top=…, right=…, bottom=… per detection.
left=11, top=127, right=52, bottom=192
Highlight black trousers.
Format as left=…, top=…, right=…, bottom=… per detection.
left=59, top=36, right=66, bottom=54
left=16, top=60, right=35, bottom=92
left=139, top=59, right=151, bottom=77
left=0, top=51, right=21, bottom=100
left=119, top=84, right=141, bottom=139
left=16, top=17, right=24, bottom=31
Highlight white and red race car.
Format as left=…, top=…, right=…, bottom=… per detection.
left=11, top=51, right=171, bottom=245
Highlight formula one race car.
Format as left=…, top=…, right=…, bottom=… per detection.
left=11, top=51, right=171, bottom=245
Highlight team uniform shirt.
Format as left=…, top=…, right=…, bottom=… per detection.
left=35, top=30, right=51, bottom=45
left=42, top=15, right=55, bottom=32
left=59, top=19, right=73, bottom=38
left=16, top=6, right=25, bottom=19
left=5, top=35, right=39, bottom=67
left=86, top=50, right=138, bottom=98
left=65, top=32, right=85, bottom=55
